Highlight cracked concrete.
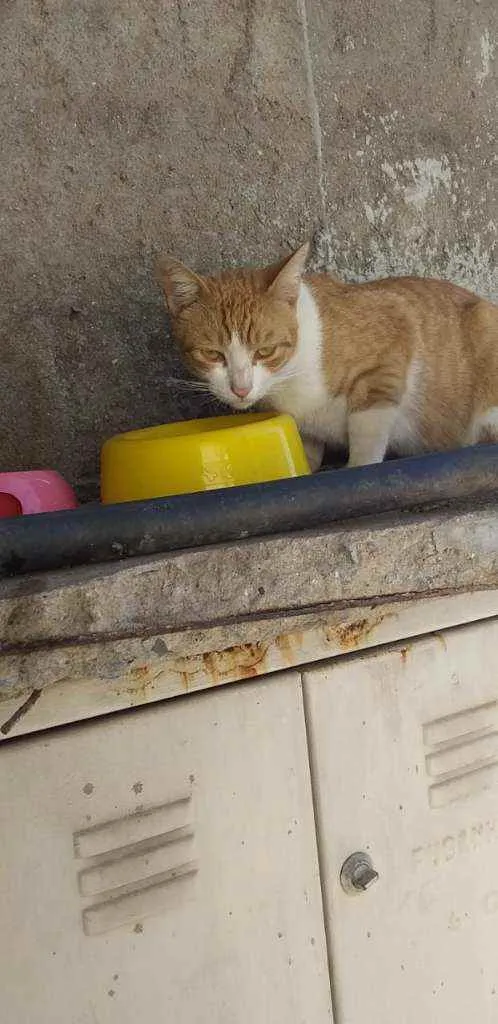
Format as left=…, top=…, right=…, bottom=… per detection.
left=0, top=0, right=496, bottom=494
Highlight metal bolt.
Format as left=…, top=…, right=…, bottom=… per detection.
left=340, top=851, right=379, bottom=894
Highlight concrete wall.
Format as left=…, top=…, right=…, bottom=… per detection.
left=1, top=0, right=496, bottom=496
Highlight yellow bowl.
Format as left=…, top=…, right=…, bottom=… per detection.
left=100, top=412, right=310, bottom=503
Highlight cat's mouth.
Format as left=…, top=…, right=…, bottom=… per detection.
left=218, top=390, right=257, bottom=411
left=228, top=399, right=254, bottom=412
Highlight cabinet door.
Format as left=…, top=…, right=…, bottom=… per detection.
left=0, top=673, right=332, bottom=1024
left=304, top=619, right=498, bottom=1024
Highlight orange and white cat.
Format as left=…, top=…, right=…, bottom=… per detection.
left=157, top=243, right=498, bottom=470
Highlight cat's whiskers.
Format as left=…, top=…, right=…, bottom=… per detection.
left=166, top=376, right=213, bottom=393
left=271, top=368, right=305, bottom=388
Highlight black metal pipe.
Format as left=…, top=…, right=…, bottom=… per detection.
left=1, top=446, right=497, bottom=578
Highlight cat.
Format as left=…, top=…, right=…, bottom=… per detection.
left=156, top=242, right=498, bottom=471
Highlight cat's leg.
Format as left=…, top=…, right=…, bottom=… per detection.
left=302, top=437, right=325, bottom=472
left=347, top=404, right=399, bottom=468
left=347, top=367, right=405, bottom=467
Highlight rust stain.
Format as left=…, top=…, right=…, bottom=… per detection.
left=274, top=634, right=294, bottom=660
left=326, top=612, right=386, bottom=652
left=130, top=664, right=150, bottom=680
left=334, top=618, right=371, bottom=649
left=202, top=651, right=222, bottom=682
left=115, top=610, right=394, bottom=703
left=433, top=632, right=448, bottom=651
left=167, top=638, right=278, bottom=691
left=171, top=625, right=311, bottom=690
left=399, top=645, right=411, bottom=664
left=124, top=662, right=163, bottom=702
left=202, top=641, right=270, bottom=683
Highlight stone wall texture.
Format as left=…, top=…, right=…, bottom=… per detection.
left=1, top=0, right=496, bottom=495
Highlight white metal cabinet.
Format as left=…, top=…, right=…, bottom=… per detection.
left=304, top=618, right=498, bottom=1024
left=0, top=673, right=332, bottom=1024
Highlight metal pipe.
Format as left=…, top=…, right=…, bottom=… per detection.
left=1, top=446, right=497, bottom=578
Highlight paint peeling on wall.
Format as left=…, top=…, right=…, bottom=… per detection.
left=307, top=1, right=497, bottom=302
left=311, top=103, right=497, bottom=301
left=476, top=29, right=496, bottom=86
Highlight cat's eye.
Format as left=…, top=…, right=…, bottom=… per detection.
left=255, top=344, right=278, bottom=361
left=201, top=349, right=225, bottom=364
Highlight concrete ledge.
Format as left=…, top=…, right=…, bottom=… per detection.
left=1, top=589, right=497, bottom=742
left=1, top=504, right=497, bottom=649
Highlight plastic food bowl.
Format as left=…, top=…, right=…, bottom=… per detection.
left=101, top=412, right=310, bottom=504
left=0, top=470, right=78, bottom=515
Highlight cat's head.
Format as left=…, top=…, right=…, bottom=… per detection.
left=156, top=243, right=309, bottom=409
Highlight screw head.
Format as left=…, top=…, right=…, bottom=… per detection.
left=340, top=851, right=379, bottom=894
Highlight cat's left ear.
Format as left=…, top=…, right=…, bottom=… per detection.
left=266, top=242, right=310, bottom=305
left=155, top=256, right=207, bottom=316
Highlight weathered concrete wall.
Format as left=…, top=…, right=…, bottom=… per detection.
left=0, top=0, right=496, bottom=495
left=308, top=0, right=497, bottom=290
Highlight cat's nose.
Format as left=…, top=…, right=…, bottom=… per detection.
left=231, top=384, right=251, bottom=398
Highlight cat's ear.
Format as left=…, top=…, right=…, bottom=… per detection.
left=266, top=242, right=310, bottom=305
left=156, top=256, right=206, bottom=316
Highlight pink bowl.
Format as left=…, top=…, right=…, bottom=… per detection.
left=0, top=471, right=78, bottom=515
